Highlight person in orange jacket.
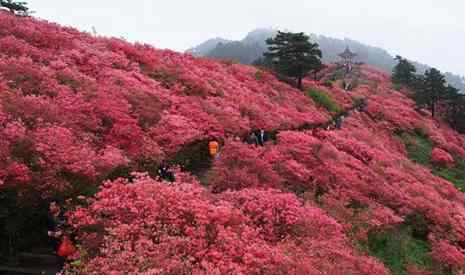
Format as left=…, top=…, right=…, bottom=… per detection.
left=208, top=138, right=220, bottom=159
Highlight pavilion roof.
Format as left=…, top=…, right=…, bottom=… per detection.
left=338, top=46, right=357, bottom=58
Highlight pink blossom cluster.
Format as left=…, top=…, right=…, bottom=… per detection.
left=1, top=11, right=465, bottom=272
left=68, top=174, right=387, bottom=274
left=431, top=148, right=455, bottom=167
left=0, top=11, right=327, bottom=193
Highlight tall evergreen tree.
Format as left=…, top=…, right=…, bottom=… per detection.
left=263, top=31, right=322, bottom=90
left=392, top=55, right=416, bottom=86
left=414, top=68, right=447, bottom=118
left=0, top=0, right=28, bottom=15
left=444, top=85, right=465, bottom=133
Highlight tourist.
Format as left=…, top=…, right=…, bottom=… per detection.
left=208, top=138, right=220, bottom=159
left=47, top=201, right=73, bottom=269
left=335, top=116, right=343, bottom=130
left=157, top=163, right=175, bottom=182
left=257, top=129, right=268, bottom=146
left=246, top=132, right=258, bottom=145
left=47, top=201, right=65, bottom=254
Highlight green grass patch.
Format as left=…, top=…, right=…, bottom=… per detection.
left=400, top=131, right=433, bottom=166
left=435, top=158, right=465, bottom=191
left=400, top=131, right=465, bottom=191
left=367, top=228, right=434, bottom=275
left=307, top=88, right=342, bottom=114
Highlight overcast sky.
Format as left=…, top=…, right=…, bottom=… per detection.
left=28, top=0, right=465, bottom=76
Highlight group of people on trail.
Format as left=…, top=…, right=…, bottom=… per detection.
left=246, top=129, right=269, bottom=146
left=47, top=201, right=77, bottom=268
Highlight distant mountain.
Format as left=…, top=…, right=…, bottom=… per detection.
left=189, top=29, right=465, bottom=92
left=187, top=37, right=232, bottom=57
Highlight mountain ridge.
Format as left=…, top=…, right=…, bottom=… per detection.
left=189, top=28, right=465, bottom=91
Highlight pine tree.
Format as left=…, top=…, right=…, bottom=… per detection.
left=392, top=55, right=416, bottom=86
left=0, top=0, right=29, bottom=15
left=444, top=85, right=465, bottom=133
left=414, top=68, right=447, bottom=118
left=263, top=31, right=322, bottom=90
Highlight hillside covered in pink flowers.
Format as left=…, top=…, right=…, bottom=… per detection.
left=1, top=12, right=465, bottom=274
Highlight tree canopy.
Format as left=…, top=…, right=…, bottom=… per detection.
left=416, top=68, right=447, bottom=118
left=392, top=55, right=416, bottom=86
left=0, top=0, right=29, bottom=15
left=263, top=31, right=322, bottom=90
left=444, top=85, right=465, bottom=132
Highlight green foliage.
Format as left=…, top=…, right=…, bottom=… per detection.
left=367, top=228, right=434, bottom=275
left=414, top=68, right=447, bottom=118
left=399, top=65, right=465, bottom=127
left=264, top=31, right=322, bottom=89
left=400, top=131, right=433, bottom=166
left=435, top=158, right=465, bottom=192
left=0, top=0, right=29, bottom=15
left=392, top=56, right=416, bottom=87
left=307, top=89, right=342, bottom=114
left=400, top=131, right=465, bottom=192
left=444, top=86, right=465, bottom=133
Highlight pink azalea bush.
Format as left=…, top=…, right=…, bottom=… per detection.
left=1, top=11, right=465, bottom=272
left=68, top=174, right=387, bottom=274
left=0, top=11, right=328, bottom=194
left=431, top=148, right=455, bottom=167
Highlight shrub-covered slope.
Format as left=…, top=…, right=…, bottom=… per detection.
left=1, top=12, right=465, bottom=274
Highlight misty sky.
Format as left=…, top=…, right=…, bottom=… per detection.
left=28, top=0, right=465, bottom=76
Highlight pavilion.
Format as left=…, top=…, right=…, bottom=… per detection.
left=338, top=46, right=357, bottom=65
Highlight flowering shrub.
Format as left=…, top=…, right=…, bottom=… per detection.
left=68, top=175, right=387, bottom=274
left=1, top=11, right=465, bottom=273
left=430, top=238, right=465, bottom=272
left=431, top=148, right=455, bottom=167
left=0, top=11, right=328, bottom=194
left=208, top=141, right=284, bottom=192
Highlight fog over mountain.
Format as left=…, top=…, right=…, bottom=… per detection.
left=189, top=29, right=465, bottom=92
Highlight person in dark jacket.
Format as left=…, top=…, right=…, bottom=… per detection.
left=246, top=132, right=258, bottom=145
left=257, top=129, right=268, bottom=146
left=157, top=163, right=175, bottom=182
left=334, top=116, right=345, bottom=130
left=47, top=201, right=73, bottom=268
left=47, top=201, right=65, bottom=252
left=358, top=99, right=367, bottom=112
